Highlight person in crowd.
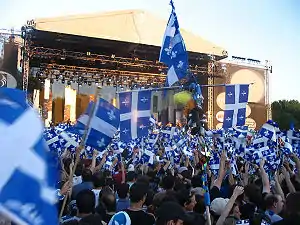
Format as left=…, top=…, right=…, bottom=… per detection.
left=101, top=193, right=117, bottom=223
left=91, top=172, right=105, bottom=207
left=108, top=211, right=131, bottom=225
left=126, top=171, right=137, bottom=188
left=125, top=182, right=155, bottom=225
left=264, top=194, right=284, bottom=223
left=62, top=190, right=98, bottom=224
left=116, top=183, right=130, bottom=212
left=274, top=192, right=300, bottom=225
left=155, top=201, right=189, bottom=225
left=72, top=169, right=94, bottom=199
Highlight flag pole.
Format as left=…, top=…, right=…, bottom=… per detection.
left=59, top=86, right=102, bottom=220
left=116, top=83, right=254, bottom=94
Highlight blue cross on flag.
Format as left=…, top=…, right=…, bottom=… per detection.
left=0, top=88, right=57, bottom=225
left=159, top=0, right=188, bottom=86
left=75, top=98, right=120, bottom=151
left=223, top=84, right=249, bottom=128
left=119, top=90, right=152, bottom=142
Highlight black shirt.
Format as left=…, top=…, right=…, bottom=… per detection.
left=125, top=209, right=155, bottom=225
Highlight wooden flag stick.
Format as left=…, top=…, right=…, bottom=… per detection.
left=59, top=87, right=101, bottom=220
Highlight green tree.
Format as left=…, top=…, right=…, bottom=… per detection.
left=272, top=100, right=300, bottom=130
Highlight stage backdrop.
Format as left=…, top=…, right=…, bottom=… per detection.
left=213, top=62, right=267, bottom=130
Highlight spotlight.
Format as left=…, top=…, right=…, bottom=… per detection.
left=67, top=80, right=71, bottom=85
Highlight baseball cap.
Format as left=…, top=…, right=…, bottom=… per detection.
left=210, top=198, right=229, bottom=216
left=156, top=202, right=189, bottom=223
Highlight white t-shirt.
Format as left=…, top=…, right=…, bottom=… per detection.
left=92, top=189, right=101, bottom=207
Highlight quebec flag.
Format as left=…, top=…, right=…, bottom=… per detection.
left=0, top=88, right=57, bottom=225
left=223, top=84, right=249, bottom=129
left=75, top=98, right=120, bottom=151
left=159, top=0, right=188, bottom=86
left=119, top=90, right=151, bottom=142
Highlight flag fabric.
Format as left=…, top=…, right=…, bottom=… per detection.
left=0, top=88, right=57, bottom=225
left=159, top=1, right=188, bottom=86
left=75, top=98, right=120, bottom=151
left=223, top=84, right=249, bottom=128
left=119, top=90, right=152, bottom=142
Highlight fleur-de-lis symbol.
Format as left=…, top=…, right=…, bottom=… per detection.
left=97, top=138, right=106, bottom=148
left=171, top=51, right=177, bottom=59
left=164, top=47, right=172, bottom=55
left=177, top=61, right=183, bottom=69
left=140, top=97, right=148, bottom=103
left=107, top=110, right=116, bottom=120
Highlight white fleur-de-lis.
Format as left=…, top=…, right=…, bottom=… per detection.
left=177, top=61, right=183, bottom=69
left=239, top=116, right=244, bottom=120
left=264, top=130, right=269, bottom=136
left=107, top=110, right=116, bottom=120
left=140, top=97, right=148, bottom=103
left=241, top=91, right=247, bottom=96
left=228, top=92, right=233, bottom=97
left=164, top=47, right=172, bottom=55
left=122, top=128, right=129, bottom=134
left=97, top=138, right=105, bottom=148
left=52, top=143, right=57, bottom=148
left=122, top=99, right=130, bottom=106
left=226, top=117, right=232, bottom=122
left=47, top=133, right=53, bottom=139
left=171, top=51, right=177, bottom=59
left=139, top=124, right=146, bottom=130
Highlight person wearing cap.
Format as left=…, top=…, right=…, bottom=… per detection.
left=156, top=201, right=189, bottom=225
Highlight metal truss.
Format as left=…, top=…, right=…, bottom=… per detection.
left=38, top=63, right=167, bottom=86
left=30, top=47, right=210, bottom=75
left=265, top=60, right=272, bottom=120
left=207, top=61, right=215, bottom=129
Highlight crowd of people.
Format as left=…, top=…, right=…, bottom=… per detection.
left=56, top=146, right=300, bottom=225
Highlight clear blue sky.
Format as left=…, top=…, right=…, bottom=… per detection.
left=1, top=0, right=299, bottom=102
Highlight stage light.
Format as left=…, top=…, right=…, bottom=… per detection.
left=67, top=80, right=71, bottom=85
left=86, top=51, right=91, bottom=56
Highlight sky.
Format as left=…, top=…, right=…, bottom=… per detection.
left=0, top=0, right=299, bottom=102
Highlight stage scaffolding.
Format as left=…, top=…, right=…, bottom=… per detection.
left=20, top=26, right=227, bottom=128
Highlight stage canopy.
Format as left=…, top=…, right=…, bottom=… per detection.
left=33, top=9, right=227, bottom=57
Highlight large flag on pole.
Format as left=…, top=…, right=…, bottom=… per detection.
left=223, top=84, right=249, bottom=128
left=0, top=88, right=57, bottom=225
left=159, top=0, right=188, bottom=86
left=75, top=98, right=120, bottom=151
left=119, top=90, right=152, bottom=142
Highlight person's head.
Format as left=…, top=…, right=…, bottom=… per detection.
left=74, top=162, right=84, bottom=177
left=284, top=192, right=300, bottom=216
left=117, top=183, right=130, bottom=199
left=101, top=193, right=116, bottom=213
left=81, top=169, right=92, bottom=182
left=177, top=189, right=197, bottom=212
left=162, top=175, right=175, bottom=190
left=76, top=190, right=95, bottom=215
left=265, top=194, right=284, bottom=214
left=129, top=182, right=148, bottom=206
left=244, top=184, right=262, bottom=205
left=92, top=172, right=105, bottom=189
left=191, top=175, right=202, bottom=188
left=210, top=198, right=229, bottom=217
left=156, top=202, right=188, bottom=225
left=127, top=171, right=137, bottom=183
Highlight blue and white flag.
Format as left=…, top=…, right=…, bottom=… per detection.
left=76, top=98, right=120, bottom=151
left=223, top=84, right=249, bottom=128
left=0, top=88, right=57, bottom=225
left=159, top=0, right=188, bottom=86
left=119, top=90, right=152, bottom=142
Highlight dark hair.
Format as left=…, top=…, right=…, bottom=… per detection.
left=191, top=175, right=202, bottom=188
left=117, top=183, right=130, bottom=199
left=285, top=192, right=300, bottom=215
left=76, top=190, right=95, bottom=214
left=129, top=182, right=148, bottom=203
left=75, top=162, right=84, bottom=177
left=162, top=175, right=175, bottom=190
left=176, top=189, right=194, bottom=207
left=264, top=194, right=279, bottom=209
left=127, top=171, right=137, bottom=182
left=101, top=193, right=116, bottom=213
left=155, top=219, right=179, bottom=225
left=82, top=169, right=93, bottom=182
left=92, top=172, right=105, bottom=188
